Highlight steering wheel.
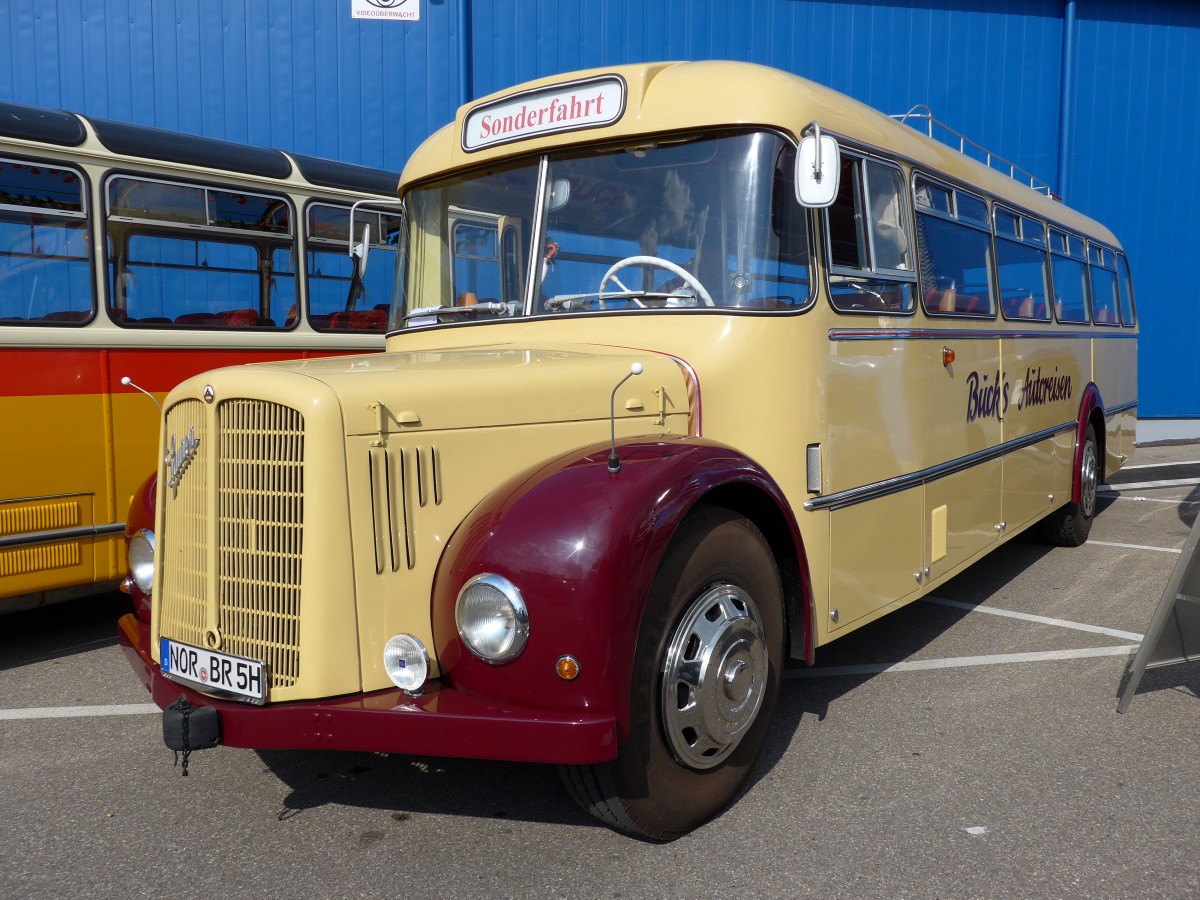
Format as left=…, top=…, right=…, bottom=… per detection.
left=598, top=255, right=715, bottom=308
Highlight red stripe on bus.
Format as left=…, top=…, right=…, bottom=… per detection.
left=0, top=347, right=363, bottom=398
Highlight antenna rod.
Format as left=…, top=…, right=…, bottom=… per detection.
left=608, top=362, right=643, bottom=473
left=120, top=376, right=163, bottom=413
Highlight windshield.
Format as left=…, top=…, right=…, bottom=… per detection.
left=391, top=131, right=811, bottom=328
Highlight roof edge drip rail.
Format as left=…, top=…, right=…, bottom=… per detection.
left=891, top=105, right=1057, bottom=200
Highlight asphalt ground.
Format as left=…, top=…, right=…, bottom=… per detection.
left=2, top=442, right=1199, bottom=899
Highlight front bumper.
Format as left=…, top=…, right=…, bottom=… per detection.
left=118, top=613, right=617, bottom=765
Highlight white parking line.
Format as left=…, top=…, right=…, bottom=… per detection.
left=923, top=596, right=1145, bottom=641
left=1088, top=539, right=1182, bottom=554
left=1101, top=477, right=1200, bottom=492
left=786, top=645, right=1137, bottom=679
left=1110, top=495, right=1200, bottom=506
left=785, top=595, right=1144, bottom=679
left=1120, top=459, right=1200, bottom=470
left=0, top=703, right=158, bottom=721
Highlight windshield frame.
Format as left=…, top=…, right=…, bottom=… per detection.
left=390, top=127, right=817, bottom=330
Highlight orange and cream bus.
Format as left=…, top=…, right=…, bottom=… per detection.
left=117, top=61, right=1136, bottom=840
left=0, top=101, right=401, bottom=611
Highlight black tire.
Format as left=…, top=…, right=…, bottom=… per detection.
left=561, top=506, right=784, bottom=841
left=1039, top=423, right=1100, bottom=547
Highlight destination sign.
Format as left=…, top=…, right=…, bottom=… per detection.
left=462, top=75, right=626, bottom=152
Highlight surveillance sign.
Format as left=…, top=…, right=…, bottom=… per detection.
left=351, top=0, right=420, bottom=21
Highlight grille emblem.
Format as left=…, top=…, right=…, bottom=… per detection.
left=203, top=385, right=215, bottom=403
left=165, top=427, right=201, bottom=499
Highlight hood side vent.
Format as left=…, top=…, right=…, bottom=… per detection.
left=369, top=444, right=440, bottom=574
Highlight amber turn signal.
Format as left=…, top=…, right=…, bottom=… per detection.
left=556, top=655, right=581, bottom=680
left=942, top=346, right=956, bottom=367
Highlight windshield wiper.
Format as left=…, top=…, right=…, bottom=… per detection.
left=546, top=290, right=697, bottom=311
left=403, top=301, right=510, bottom=324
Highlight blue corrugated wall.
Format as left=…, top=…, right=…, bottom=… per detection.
left=1, top=0, right=1196, bottom=423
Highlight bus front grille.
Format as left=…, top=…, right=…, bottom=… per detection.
left=159, top=398, right=305, bottom=692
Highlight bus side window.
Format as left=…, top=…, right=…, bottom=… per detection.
left=1049, top=229, right=1089, bottom=323
left=1087, top=245, right=1120, bottom=325
left=995, top=210, right=1051, bottom=321
left=0, top=159, right=92, bottom=324
left=826, top=155, right=915, bottom=314
left=106, top=175, right=292, bottom=329
left=915, top=176, right=994, bottom=317
left=305, top=203, right=396, bottom=331
left=1117, top=252, right=1137, bottom=326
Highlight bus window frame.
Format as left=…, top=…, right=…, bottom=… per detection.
left=1047, top=225, right=1092, bottom=325
left=993, top=203, right=1053, bottom=323
left=303, top=198, right=402, bottom=333
left=0, top=153, right=96, bottom=327
left=1085, top=240, right=1122, bottom=327
left=1116, top=251, right=1137, bottom=327
left=824, top=149, right=917, bottom=317
left=912, top=171, right=997, bottom=320
left=103, top=170, right=298, bottom=330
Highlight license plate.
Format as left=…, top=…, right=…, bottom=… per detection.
left=160, top=638, right=266, bottom=705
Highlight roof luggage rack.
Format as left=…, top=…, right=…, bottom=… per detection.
left=892, top=105, right=1057, bottom=199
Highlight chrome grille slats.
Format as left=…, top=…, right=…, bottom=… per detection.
left=216, top=399, right=304, bottom=688
left=160, top=399, right=209, bottom=648
left=158, top=396, right=305, bottom=695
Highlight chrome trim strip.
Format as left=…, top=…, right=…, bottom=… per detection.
left=803, top=421, right=1074, bottom=512
left=0, top=522, right=126, bottom=550
left=1106, top=401, right=1137, bottom=416
left=659, top=352, right=703, bottom=436
left=829, top=328, right=1138, bottom=341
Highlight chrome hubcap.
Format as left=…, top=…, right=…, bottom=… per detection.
left=660, top=583, right=767, bottom=770
left=1080, top=439, right=1098, bottom=519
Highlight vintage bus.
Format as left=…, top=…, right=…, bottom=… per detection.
left=117, top=62, right=1137, bottom=840
left=0, top=101, right=401, bottom=611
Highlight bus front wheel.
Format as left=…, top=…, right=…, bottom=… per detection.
left=1040, top=423, right=1099, bottom=547
left=560, top=506, right=784, bottom=841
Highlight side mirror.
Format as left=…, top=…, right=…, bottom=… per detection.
left=350, top=221, right=371, bottom=280
left=795, top=129, right=840, bottom=208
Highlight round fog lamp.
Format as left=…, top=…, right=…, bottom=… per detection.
left=383, top=634, right=429, bottom=693
left=128, top=529, right=156, bottom=594
left=456, top=573, right=529, bottom=663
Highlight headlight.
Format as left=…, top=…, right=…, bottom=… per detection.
left=383, top=634, right=429, bottom=693
left=456, top=573, right=529, bottom=663
left=128, top=529, right=155, bottom=594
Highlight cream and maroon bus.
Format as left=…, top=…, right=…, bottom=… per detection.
left=0, top=101, right=401, bottom=612
left=118, top=61, right=1136, bottom=840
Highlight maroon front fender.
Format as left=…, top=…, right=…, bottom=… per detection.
left=430, top=437, right=805, bottom=746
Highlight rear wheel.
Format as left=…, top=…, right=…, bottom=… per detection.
left=1039, top=423, right=1099, bottom=547
left=561, top=506, right=784, bottom=841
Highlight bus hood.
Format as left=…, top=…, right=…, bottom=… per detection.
left=249, top=343, right=692, bottom=436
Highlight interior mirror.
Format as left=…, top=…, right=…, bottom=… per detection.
left=795, top=128, right=840, bottom=208
left=548, top=178, right=571, bottom=211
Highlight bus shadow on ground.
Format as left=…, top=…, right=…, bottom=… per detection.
left=258, top=748, right=595, bottom=831
left=752, top=531, right=1061, bottom=796
left=0, top=590, right=131, bottom=672
left=259, top=528, right=1062, bottom=835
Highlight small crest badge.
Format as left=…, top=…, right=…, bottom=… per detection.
left=165, top=427, right=201, bottom=499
